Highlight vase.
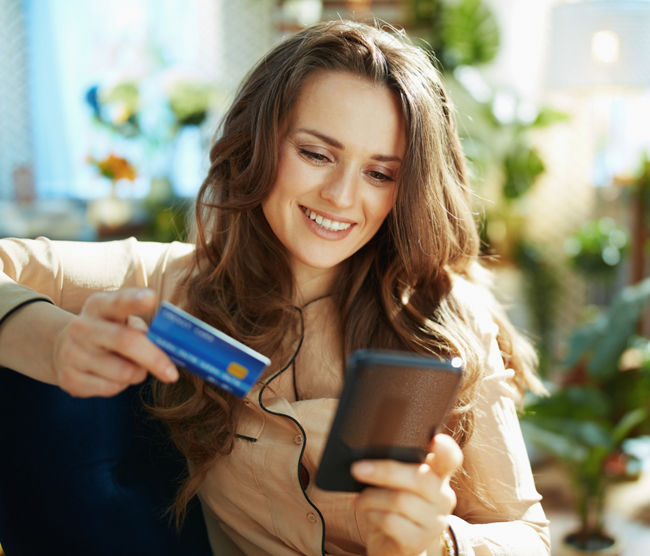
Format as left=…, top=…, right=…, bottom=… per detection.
left=558, top=532, right=621, bottom=556
left=86, top=181, right=135, bottom=232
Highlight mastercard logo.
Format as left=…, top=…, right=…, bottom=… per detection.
left=227, top=362, right=248, bottom=379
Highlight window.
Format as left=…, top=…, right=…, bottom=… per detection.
left=8, top=0, right=276, bottom=199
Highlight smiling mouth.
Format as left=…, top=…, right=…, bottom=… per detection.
left=300, top=206, right=353, bottom=232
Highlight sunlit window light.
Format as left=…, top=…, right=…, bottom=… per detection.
left=591, top=29, right=620, bottom=64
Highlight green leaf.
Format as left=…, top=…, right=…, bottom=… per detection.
left=563, top=317, right=606, bottom=369
left=531, top=107, right=570, bottom=128
left=612, top=408, right=647, bottom=445
left=562, top=278, right=650, bottom=377
left=521, top=421, right=588, bottom=463
left=587, top=278, right=650, bottom=378
left=524, top=415, right=611, bottom=447
left=524, top=386, right=611, bottom=421
left=565, top=217, right=629, bottom=278
left=439, top=0, right=500, bottom=69
left=502, top=143, right=545, bottom=199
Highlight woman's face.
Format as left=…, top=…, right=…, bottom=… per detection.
left=262, top=70, right=406, bottom=291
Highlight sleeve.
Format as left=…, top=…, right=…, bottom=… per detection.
left=448, top=308, right=551, bottom=555
left=0, top=236, right=194, bottom=322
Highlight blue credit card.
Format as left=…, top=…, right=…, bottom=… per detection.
left=146, top=301, right=270, bottom=397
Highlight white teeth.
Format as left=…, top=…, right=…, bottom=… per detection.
left=305, top=208, right=351, bottom=231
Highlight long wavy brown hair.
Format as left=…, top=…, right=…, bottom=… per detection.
left=150, top=19, right=543, bottom=520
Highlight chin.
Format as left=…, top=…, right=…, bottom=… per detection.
left=296, top=252, right=348, bottom=272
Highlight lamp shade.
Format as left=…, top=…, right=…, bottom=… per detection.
left=546, top=0, right=650, bottom=89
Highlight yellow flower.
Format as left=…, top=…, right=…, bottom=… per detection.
left=87, top=153, right=137, bottom=181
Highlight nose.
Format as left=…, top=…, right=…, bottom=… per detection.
left=320, top=165, right=357, bottom=208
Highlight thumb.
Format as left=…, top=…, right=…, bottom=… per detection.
left=427, top=433, right=463, bottom=479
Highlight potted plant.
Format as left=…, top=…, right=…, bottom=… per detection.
left=86, top=153, right=139, bottom=232
left=521, top=277, right=650, bottom=555
left=564, top=218, right=629, bottom=283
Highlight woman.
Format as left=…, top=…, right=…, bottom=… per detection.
left=0, top=20, right=550, bottom=555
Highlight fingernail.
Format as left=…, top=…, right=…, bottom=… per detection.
left=165, top=365, right=179, bottom=381
left=352, top=462, right=374, bottom=476
left=134, top=289, right=153, bottom=301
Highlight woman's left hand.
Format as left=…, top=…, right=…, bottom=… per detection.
left=352, top=433, right=462, bottom=556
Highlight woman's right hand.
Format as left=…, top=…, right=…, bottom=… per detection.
left=52, top=288, right=179, bottom=397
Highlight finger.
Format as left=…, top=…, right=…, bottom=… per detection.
left=58, top=364, right=133, bottom=398
left=363, top=509, right=431, bottom=554
left=76, top=348, right=149, bottom=385
left=428, top=434, right=463, bottom=479
left=351, top=459, right=439, bottom=497
left=83, top=288, right=157, bottom=323
left=355, top=487, right=433, bottom=528
left=86, top=318, right=178, bottom=383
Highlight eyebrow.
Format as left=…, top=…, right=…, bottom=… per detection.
left=296, top=128, right=402, bottom=163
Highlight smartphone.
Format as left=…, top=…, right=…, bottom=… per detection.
left=315, top=349, right=462, bottom=492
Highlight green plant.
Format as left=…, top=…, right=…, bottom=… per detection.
left=437, top=70, right=569, bottom=265
left=137, top=177, right=191, bottom=243
left=521, top=277, right=650, bottom=549
left=84, top=71, right=223, bottom=203
left=514, top=241, right=560, bottom=377
left=409, top=0, right=500, bottom=71
left=167, top=80, right=214, bottom=128
left=86, top=80, right=141, bottom=138
left=409, top=0, right=569, bottom=378
left=564, top=217, right=629, bottom=279
left=634, top=151, right=650, bottom=215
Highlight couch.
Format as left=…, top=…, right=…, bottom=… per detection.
left=0, top=367, right=213, bottom=555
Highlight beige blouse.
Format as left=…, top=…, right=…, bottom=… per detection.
left=0, top=237, right=550, bottom=555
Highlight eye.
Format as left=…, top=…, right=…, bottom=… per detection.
left=299, top=149, right=331, bottom=164
left=366, top=170, right=395, bottom=184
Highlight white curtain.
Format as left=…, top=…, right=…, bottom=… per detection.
left=0, top=0, right=33, bottom=199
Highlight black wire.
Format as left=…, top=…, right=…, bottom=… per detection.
left=261, top=305, right=304, bottom=389
left=256, top=297, right=330, bottom=556
left=262, top=293, right=332, bottom=401
left=291, top=308, right=304, bottom=402
left=291, top=294, right=332, bottom=401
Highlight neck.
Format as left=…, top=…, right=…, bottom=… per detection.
left=292, top=263, right=340, bottom=306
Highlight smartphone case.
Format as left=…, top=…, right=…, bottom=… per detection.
left=315, top=349, right=462, bottom=492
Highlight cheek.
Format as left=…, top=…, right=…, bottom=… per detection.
left=261, top=181, right=284, bottom=232
left=263, top=153, right=293, bottom=211
left=271, top=153, right=309, bottom=200
left=375, top=191, right=397, bottom=234
left=371, top=188, right=397, bottom=223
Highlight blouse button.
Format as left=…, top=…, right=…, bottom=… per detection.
left=294, top=434, right=303, bottom=445
left=307, top=512, right=318, bottom=523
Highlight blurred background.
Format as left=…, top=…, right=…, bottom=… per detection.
left=0, top=0, right=649, bottom=553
